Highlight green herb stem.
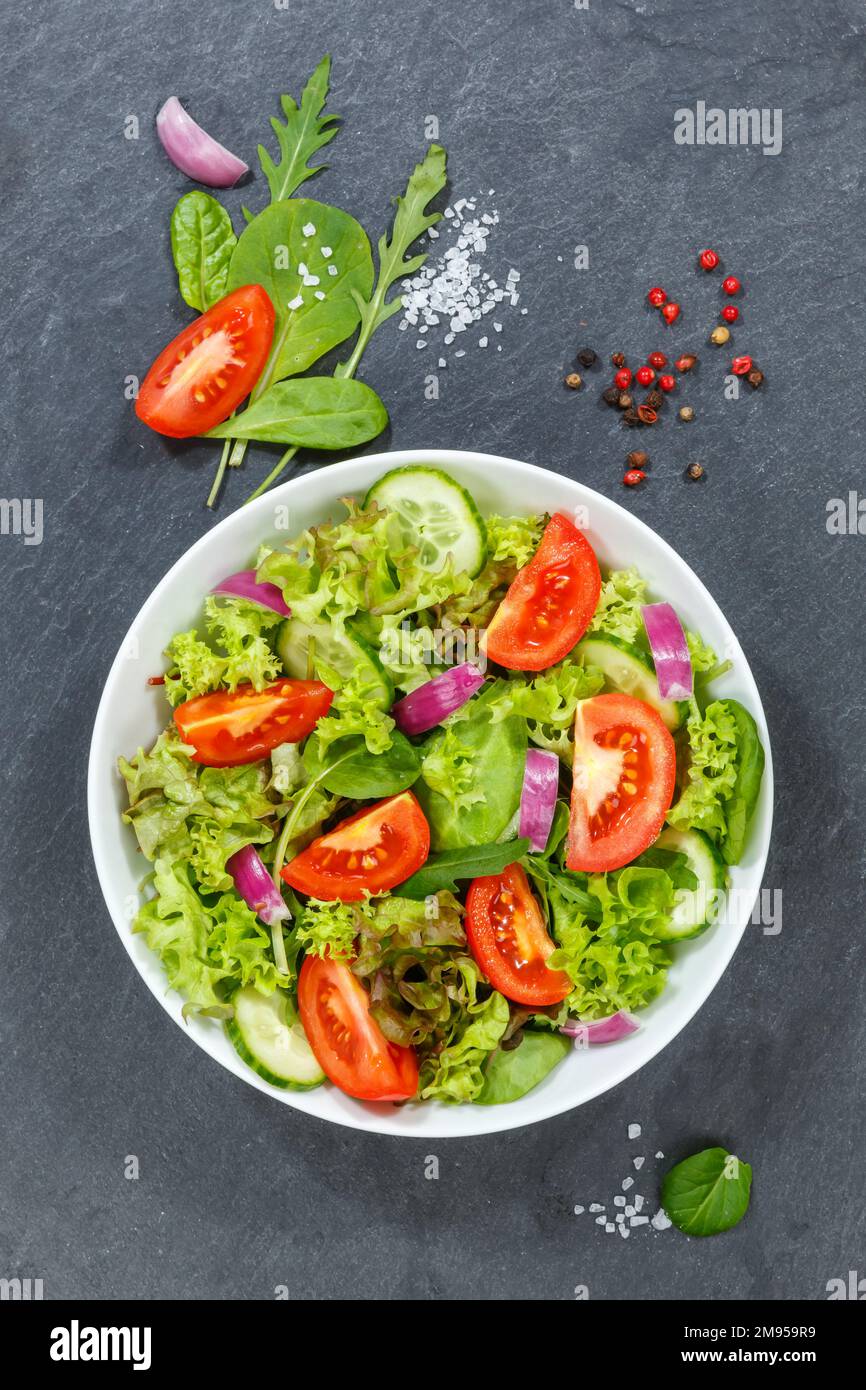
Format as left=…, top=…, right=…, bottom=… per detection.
left=245, top=446, right=299, bottom=504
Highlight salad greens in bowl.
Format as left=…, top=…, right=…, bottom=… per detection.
left=88, top=450, right=772, bottom=1137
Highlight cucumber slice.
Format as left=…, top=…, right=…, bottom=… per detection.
left=226, top=987, right=324, bottom=1091
left=364, top=465, right=487, bottom=578
left=277, top=616, right=393, bottom=708
left=653, top=827, right=727, bottom=940
left=577, top=634, right=686, bottom=730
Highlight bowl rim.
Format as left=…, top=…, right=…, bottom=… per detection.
left=88, top=448, right=773, bottom=1137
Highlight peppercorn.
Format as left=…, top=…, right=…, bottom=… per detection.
left=731, top=355, right=753, bottom=376
left=576, top=348, right=597, bottom=368
left=637, top=404, right=658, bottom=425
left=722, top=275, right=741, bottom=295
left=646, top=388, right=663, bottom=409
left=636, top=365, right=655, bottom=387
left=626, top=450, right=649, bottom=469
left=618, top=392, right=634, bottom=409
left=661, top=302, right=681, bottom=325
left=602, top=386, right=620, bottom=406
left=721, top=304, right=739, bottom=323
left=679, top=406, right=695, bottom=422
left=623, top=468, right=646, bottom=486
left=746, top=367, right=764, bottom=390
left=565, top=372, right=583, bottom=389
left=710, top=325, right=730, bottom=345
left=648, top=351, right=667, bottom=369
left=675, top=353, right=698, bottom=372
left=614, top=367, right=633, bottom=390
left=686, top=462, right=705, bottom=481
left=659, top=373, right=676, bottom=392
left=699, top=248, right=720, bottom=271
left=622, top=407, right=641, bottom=426
left=647, top=287, right=667, bottom=307
left=611, top=352, right=626, bottom=368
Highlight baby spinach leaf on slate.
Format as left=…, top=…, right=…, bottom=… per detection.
left=303, top=732, right=420, bottom=799
left=661, top=1147, right=752, bottom=1237
left=170, top=191, right=237, bottom=312
left=206, top=377, right=387, bottom=448
left=719, top=700, right=765, bottom=866
left=397, top=839, right=530, bottom=900
left=227, top=199, right=373, bottom=390
left=476, top=1030, right=571, bottom=1105
left=258, top=55, right=340, bottom=205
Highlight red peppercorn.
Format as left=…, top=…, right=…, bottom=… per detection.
left=661, top=302, right=681, bottom=325
left=647, top=287, right=667, bottom=307
left=614, top=368, right=633, bottom=389
left=731, top=355, right=753, bottom=375
left=722, top=275, right=741, bottom=295
left=675, top=353, right=698, bottom=372
left=635, top=365, right=655, bottom=387
left=721, top=304, right=739, bottom=323
left=699, top=248, right=719, bottom=271
left=648, top=351, right=667, bottom=369
left=623, top=469, right=646, bottom=487
left=659, top=373, right=676, bottom=392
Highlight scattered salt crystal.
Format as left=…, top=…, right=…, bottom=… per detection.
left=479, top=336, right=488, bottom=348
left=298, top=262, right=308, bottom=277
left=314, top=291, right=325, bottom=300
left=416, top=340, right=427, bottom=349
left=619, top=1225, right=630, bottom=1239
left=320, top=245, right=332, bottom=257
left=628, top=1124, right=642, bottom=1140
left=615, top=1213, right=625, bottom=1224
left=589, top=1203, right=605, bottom=1213
left=328, top=265, right=338, bottom=277
left=454, top=349, right=465, bottom=357
left=605, top=1223, right=616, bottom=1234
left=438, top=358, right=446, bottom=368
left=634, top=1195, right=644, bottom=1213
left=302, top=222, right=316, bottom=236
left=630, top=1215, right=650, bottom=1228
left=621, top=1177, right=634, bottom=1192
left=624, top=1205, right=636, bottom=1217
left=613, top=1196, right=626, bottom=1208
left=573, top=1205, right=585, bottom=1216
left=303, top=273, right=320, bottom=286
left=633, top=1157, right=645, bottom=1171
left=655, top=1151, right=665, bottom=1160
left=287, top=294, right=303, bottom=310
left=652, top=1209, right=672, bottom=1231
left=595, top=1215, right=606, bottom=1227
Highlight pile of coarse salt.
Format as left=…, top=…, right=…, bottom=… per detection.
left=398, top=193, right=525, bottom=364
left=572, top=1123, right=673, bottom=1239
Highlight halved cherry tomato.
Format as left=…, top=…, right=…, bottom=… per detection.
left=136, top=284, right=275, bottom=438
left=174, top=678, right=332, bottom=766
left=566, top=692, right=676, bottom=873
left=465, top=863, right=571, bottom=1007
left=281, top=792, right=430, bottom=902
left=298, top=954, right=419, bottom=1101
left=483, top=513, right=601, bottom=672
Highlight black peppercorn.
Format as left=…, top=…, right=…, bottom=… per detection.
left=686, top=462, right=705, bottom=481
left=602, top=386, right=620, bottom=406
left=611, top=352, right=626, bottom=368
left=576, top=348, right=597, bottom=368
left=746, top=368, right=764, bottom=390
left=646, top=389, right=663, bottom=409
left=622, top=407, right=640, bottom=426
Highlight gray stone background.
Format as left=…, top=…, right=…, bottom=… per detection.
left=1, top=0, right=864, bottom=1300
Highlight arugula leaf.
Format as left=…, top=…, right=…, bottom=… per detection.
left=397, top=838, right=530, bottom=899
left=170, top=191, right=236, bottom=312
left=336, top=144, right=447, bottom=379
left=476, top=1030, right=571, bottom=1105
left=661, top=1147, right=752, bottom=1237
left=257, top=56, right=340, bottom=204
left=206, top=377, right=387, bottom=449
left=303, top=731, right=420, bottom=799
left=227, top=199, right=374, bottom=390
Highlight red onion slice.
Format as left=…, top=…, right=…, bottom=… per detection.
left=518, top=749, right=559, bottom=852
left=212, top=570, right=291, bottom=617
left=392, top=663, right=485, bottom=736
left=156, top=97, right=249, bottom=188
left=227, top=845, right=289, bottom=925
left=641, top=602, right=693, bottom=700
left=560, top=1010, right=640, bottom=1044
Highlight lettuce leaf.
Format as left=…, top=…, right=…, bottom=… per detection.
left=587, top=568, right=649, bottom=645
left=294, top=899, right=358, bottom=961
left=163, top=597, right=283, bottom=707
left=485, top=513, right=546, bottom=566
left=133, top=858, right=231, bottom=1016
left=490, top=660, right=605, bottom=759
left=419, top=976, right=510, bottom=1102
left=666, top=699, right=739, bottom=842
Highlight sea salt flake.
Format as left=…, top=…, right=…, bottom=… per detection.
left=633, top=1157, right=645, bottom=1171
left=624, top=1205, right=636, bottom=1217
left=621, top=1177, right=634, bottom=1191
left=630, top=1215, right=650, bottom=1227
left=328, top=265, right=338, bottom=277
left=613, top=1196, right=626, bottom=1208
left=478, top=336, right=488, bottom=348
left=615, top=1213, right=625, bottom=1224
left=619, top=1225, right=630, bottom=1239
left=320, top=245, right=332, bottom=257
left=605, top=1223, right=616, bottom=1234
left=302, top=222, right=316, bottom=236
left=628, top=1124, right=642, bottom=1140
left=573, top=1205, right=585, bottom=1216
left=634, top=1195, right=645, bottom=1213
left=314, top=291, right=325, bottom=300
left=287, top=294, right=303, bottom=310
left=652, top=1210, right=672, bottom=1231
left=595, top=1215, right=606, bottom=1227
left=655, top=1151, right=665, bottom=1160
left=589, top=1203, right=605, bottom=1213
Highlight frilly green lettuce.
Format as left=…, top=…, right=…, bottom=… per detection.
left=163, top=597, right=283, bottom=707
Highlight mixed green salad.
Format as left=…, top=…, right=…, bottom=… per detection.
left=119, top=465, right=765, bottom=1107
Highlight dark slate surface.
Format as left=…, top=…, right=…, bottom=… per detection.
left=1, top=0, right=864, bottom=1301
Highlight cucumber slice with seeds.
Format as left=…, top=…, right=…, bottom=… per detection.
left=653, top=827, right=728, bottom=940
left=577, top=634, right=686, bottom=730
left=277, top=616, right=392, bottom=708
left=364, top=465, right=487, bottom=578
left=226, top=987, right=324, bottom=1090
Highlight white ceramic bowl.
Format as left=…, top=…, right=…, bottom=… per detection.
left=88, top=449, right=773, bottom=1137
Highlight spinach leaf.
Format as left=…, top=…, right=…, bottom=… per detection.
left=415, top=682, right=528, bottom=851
left=476, top=1030, right=571, bottom=1105
left=303, top=731, right=420, bottom=799
left=336, top=144, right=447, bottom=379
left=227, top=199, right=373, bottom=390
left=170, top=191, right=237, bottom=312
left=720, top=700, right=765, bottom=866
left=257, top=55, right=340, bottom=204
left=661, top=1147, right=752, bottom=1237
left=397, top=838, right=530, bottom=900
left=206, top=377, right=387, bottom=449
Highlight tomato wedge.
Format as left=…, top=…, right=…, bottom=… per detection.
left=298, top=954, right=419, bottom=1101
left=465, top=863, right=571, bottom=1007
left=281, top=792, right=430, bottom=902
left=483, top=512, right=601, bottom=672
left=136, top=284, right=275, bottom=438
left=566, top=692, right=676, bottom=873
left=174, top=678, right=333, bottom=766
